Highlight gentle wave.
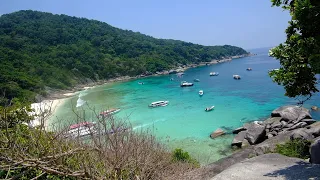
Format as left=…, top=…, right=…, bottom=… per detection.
left=132, top=118, right=167, bottom=130
left=76, top=98, right=86, bottom=107
left=76, top=90, right=87, bottom=107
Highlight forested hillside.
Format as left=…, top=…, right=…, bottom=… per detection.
left=0, top=10, right=248, bottom=101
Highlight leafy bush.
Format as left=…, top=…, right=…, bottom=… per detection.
left=172, top=148, right=200, bottom=167
left=0, top=103, right=198, bottom=179
left=275, top=139, right=311, bottom=159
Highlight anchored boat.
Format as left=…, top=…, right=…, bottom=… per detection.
left=99, top=108, right=121, bottom=117
left=199, top=90, right=204, bottom=96
left=149, top=101, right=169, bottom=108
left=205, top=106, right=215, bottom=112
left=233, top=75, right=241, bottom=80
left=180, top=81, right=194, bottom=87
left=210, top=72, right=219, bottom=76
left=64, top=121, right=97, bottom=138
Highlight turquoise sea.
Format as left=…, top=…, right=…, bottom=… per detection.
left=51, top=47, right=320, bottom=164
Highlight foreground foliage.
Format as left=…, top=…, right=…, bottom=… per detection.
left=275, top=139, right=311, bottom=159
left=172, top=148, right=200, bottom=167
left=0, top=10, right=248, bottom=102
left=0, top=102, right=197, bottom=179
left=269, top=0, right=320, bottom=99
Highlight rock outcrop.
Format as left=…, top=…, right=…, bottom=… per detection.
left=307, top=121, right=320, bottom=137
left=232, top=127, right=246, bottom=134
left=231, top=105, right=318, bottom=147
left=310, top=138, right=320, bottom=164
left=245, top=123, right=266, bottom=145
left=211, top=153, right=320, bottom=180
left=302, top=119, right=316, bottom=124
left=271, top=105, right=311, bottom=122
left=290, top=128, right=314, bottom=140
left=231, top=131, right=247, bottom=147
left=210, top=128, right=225, bottom=139
left=311, top=106, right=318, bottom=111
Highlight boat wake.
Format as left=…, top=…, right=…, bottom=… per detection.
left=76, top=91, right=87, bottom=107
left=132, top=118, right=166, bottom=130
left=76, top=98, right=86, bottom=107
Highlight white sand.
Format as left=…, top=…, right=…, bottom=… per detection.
left=63, top=92, right=77, bottom=97
left=83, top=86, right=95, bottom=90
left=29, top=98, right=67, bottom=128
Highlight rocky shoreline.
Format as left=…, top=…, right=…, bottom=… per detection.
left=230, top=105, right=319, bottom=149
left=41, top=53, right=253, bottom=102
left=195, top=105, right=320, bottom=179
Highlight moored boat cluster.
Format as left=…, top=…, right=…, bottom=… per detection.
left=64, top=67, right=257, bottom=139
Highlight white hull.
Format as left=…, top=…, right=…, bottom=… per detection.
left=99, top=108, right=121, bottom=117
left=210, top=72, right=219, bottom=76
left=180, top=81, right=194, bottom=87
left=149, top=101, right=169, bottom=108
left=205, top=106, right=215, bottom=111
left=233, top=75, right=241, bottom=79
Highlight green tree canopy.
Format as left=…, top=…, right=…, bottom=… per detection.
left=0, top=10, right=248, bottom=102
left=269, top=0, right=320, bottom=99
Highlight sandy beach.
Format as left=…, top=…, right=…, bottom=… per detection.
left=30, top=98, right=69, bottom=128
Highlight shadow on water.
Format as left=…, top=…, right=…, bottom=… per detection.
left=220, top=126, right=234, bottom=133
left=264, top=161, right=320, bottom=180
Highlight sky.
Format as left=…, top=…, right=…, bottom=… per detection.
left=0, top=0, right=291, bottom=49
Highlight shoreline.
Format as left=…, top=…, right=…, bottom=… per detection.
left=30, top=98, right=69, bottom=128
left=33, top=53, right=253, bottom=128
left=43, top=53, right=253, bottom=101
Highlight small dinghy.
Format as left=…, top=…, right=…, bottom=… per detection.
left=210, top=72, right=219, bottom=76
left=199, top=90, right=204, bottom=96
left=205, top=106, right=215, bottom=112
left=180, top=81, right=194, bottom=87
left=138, top=82, right=144, bottom=85
left=246, top=68, right=252, bottom=71
left=194, top=79, right=200, bottom=82
left=233, top=75, right=241, bottom=80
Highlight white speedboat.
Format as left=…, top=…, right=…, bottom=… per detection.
left=210, top=72, right=219, bottom=76
left=199, top=90, right=204, bottom=96
left=246, top=68, right=252, bottom=71
left=205, top=106, right=215, bottom=112
left=138, top=82, right=144, bottom=85
left=233, top=75, right=241, bottom=80
left=180, top=81, right=194, bottom=87
left=149, top=101, right=169, bottom=108
left=99, top=108, right=121, bottom=117
left=194, top=79, right=200, bottom=82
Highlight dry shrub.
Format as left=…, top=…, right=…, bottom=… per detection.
left=0, top=102, right=197, bottom=179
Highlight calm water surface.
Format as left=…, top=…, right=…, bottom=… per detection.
left=51, top=47, right=320, bottom=164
